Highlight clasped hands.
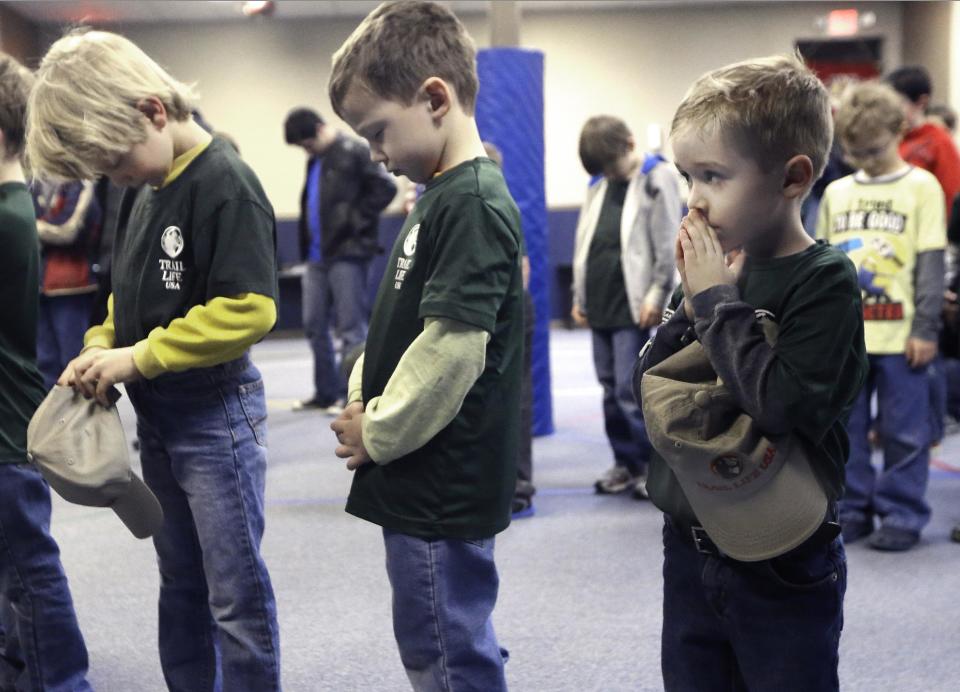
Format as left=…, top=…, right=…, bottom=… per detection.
left=677, top=209, right=745, bottom=320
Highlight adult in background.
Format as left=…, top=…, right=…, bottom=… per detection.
left=284, top=107, right=396, bottom=413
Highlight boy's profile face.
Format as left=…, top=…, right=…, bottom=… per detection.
left=671, top=127, right=784, bottom=254
left=101, top=114, right=172, bottom=188
left=339, top=83, right=444, bottom=184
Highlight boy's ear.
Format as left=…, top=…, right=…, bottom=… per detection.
left=135, top=96, right=168, bottom=129
left=420, top=77, right=452, bottom=122
left=782, top=154, right=814, bottom=199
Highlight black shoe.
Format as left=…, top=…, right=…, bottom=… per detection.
left=594, top=466, right=639, bottom=494
left=840, top=517, right=873, bottom=544
left=869, top=525, right=920, bottom=552
left=511, top=497, right=535, bottom=519
left=292, top=397, right=344, bottom=415
left=951, top=525, right=960, bottom=543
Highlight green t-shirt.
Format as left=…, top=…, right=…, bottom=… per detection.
left=586, top=179, right=633, bottom=330
left=0, top=182, right=47, bottom=465
left=647, top=242, right=867, bottom=525
left=347, top=158, right=524, bottom=540
left=112, top=137, right=279, bottom=347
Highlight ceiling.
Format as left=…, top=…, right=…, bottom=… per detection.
left=4, top=0, right=732, bottom=26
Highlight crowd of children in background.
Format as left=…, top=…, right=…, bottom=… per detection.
left=1, top=1, right=959, bottom=690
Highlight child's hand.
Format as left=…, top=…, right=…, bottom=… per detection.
left=675, top=228, right=695, bottom=321
left=679, top=211, right=745, bottom=299
left=570, top=305, right=588, bottom=327
left=58, top=347, right=105, bottom=390
left=65, top=347, right=142, bottom=406
left=905, top=338, right=937, bottom=369
left=638, top=303, right=661, bottom=329
left=330, top=403, right=372, bottom=470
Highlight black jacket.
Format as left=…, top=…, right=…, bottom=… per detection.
left=299, top=134, right=397, bottom=262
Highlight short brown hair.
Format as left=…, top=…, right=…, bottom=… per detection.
left=0, top=52, right=34, bottom=159
left=329, top=1, right=478, bottom=118
left=834, top=81, right=906, bottom=146
left=671, top=54, right=833, bottom=179
left=578, top=116, right=633, bottom=176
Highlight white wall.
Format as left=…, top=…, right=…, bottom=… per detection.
left=91, top=1, right=903, bottom=217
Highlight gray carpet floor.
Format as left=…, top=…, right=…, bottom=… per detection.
left=50, top=329, right=960, bottom=691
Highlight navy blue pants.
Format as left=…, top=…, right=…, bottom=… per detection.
left=591, top=326, right=652, bottom=475
left=661, top=516, right=845, bottom=692
left=842, top=354, right=931, bottom=533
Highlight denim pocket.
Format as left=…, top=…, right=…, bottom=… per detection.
left=762, top=542, right=843, bottom=592
left=238, top=379, right=268, bottom=448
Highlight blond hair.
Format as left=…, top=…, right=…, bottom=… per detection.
left=671, top=54, right=832, bottom=178
left=834, top=81, right=905, bottom=147
left=26, top=29, right=195, bottom=180
left=329, top=1, right=478, bottom=118
left=0, top=52, right=34, bottom=159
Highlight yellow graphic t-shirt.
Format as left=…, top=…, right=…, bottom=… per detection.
left=817, top=166, right=945, bottom=354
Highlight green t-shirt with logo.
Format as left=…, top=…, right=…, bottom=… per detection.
left=0, top=183, right=47, bottom=465
left=347, top=158, right=524, bottom=540
left=111, top=138, right=278, bottom=348
left=586, top=179, right=633, bottom=329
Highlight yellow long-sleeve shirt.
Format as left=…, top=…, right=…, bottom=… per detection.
left=82, top=137, right=276, bottom=378
left=84, top=292, right=276, bottom=379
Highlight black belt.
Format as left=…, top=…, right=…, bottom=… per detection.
left=669, top=517, right=841, bottom=560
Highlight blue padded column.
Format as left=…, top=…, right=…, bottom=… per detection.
left=476, top=47, right=554, bottom=436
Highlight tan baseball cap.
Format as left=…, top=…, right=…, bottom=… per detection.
left=640, top=339, right=827, bottom=562
left=26, top=385, right=163, bottom=539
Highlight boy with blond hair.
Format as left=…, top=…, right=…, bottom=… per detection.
left=818, top=81, right=946, bottom=552
left=27, top=30, right=281, bottom=690
left=635, top=55, right=866, bottom=691
left=0, top=50, right=91, bottom=692
left=327, top=2, right=523, bottom=689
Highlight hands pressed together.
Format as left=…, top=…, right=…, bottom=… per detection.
left=330, top=401, right=373, bottom=471
left=676, top=209, right=745, bottom=321
left=57, top=346, right=143, bottom=407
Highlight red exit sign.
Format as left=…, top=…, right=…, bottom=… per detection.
left=828, top=9, right=859, bottom=36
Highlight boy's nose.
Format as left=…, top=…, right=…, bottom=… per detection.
left=370, top=148, right=386, bottom=165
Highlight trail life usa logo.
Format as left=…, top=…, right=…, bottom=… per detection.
left=394, top=224, right=419, bottom=290
left=160, top=226, right=185, bottom=291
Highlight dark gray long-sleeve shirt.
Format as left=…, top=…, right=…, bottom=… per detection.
left=636, top=242, right=868, bottom=525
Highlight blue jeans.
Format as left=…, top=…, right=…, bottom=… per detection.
left=126, top=356, right=281, bottom=692
left=0, top=463, right=90, bottom=692
left=36, top=293, right=94, bottom=391
left=842, top=354, right=931, bottom=533
left=661, top=516, right=846, bottom=692
left=383, top=530, right=507, bottom=692
left=302, top=260, right=368, bottom=403
left=941, top=356, right=960, bottom=420
left=591, top=327, right=652, bottom=475
left=929, top=357, right=946, bottom=443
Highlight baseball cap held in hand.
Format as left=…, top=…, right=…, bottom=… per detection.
left=27, top=385, right=163, bottom=539
left=640, top=326, right=827, bottom=562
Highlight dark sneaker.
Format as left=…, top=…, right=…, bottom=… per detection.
left=512, top=497, right=535, bottom=520
left=869, top=526, right=920, bottom=552
left=594, top=466, right=638, bottom=494
left=840, top=517, right=874, bottom=544
left=292, top=397, right=344, bottom=415
left=951, top=525, right=960, bottom=543
left=632, top=475, right=649, bottom=500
